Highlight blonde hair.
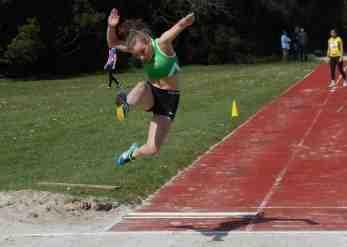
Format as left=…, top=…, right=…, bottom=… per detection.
left=125, top=29, right=152, bottom=49
left=118, top=19, right=151, bottom=49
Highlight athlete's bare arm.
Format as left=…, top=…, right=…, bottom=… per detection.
left=107, top=8, right=131, bottom=54
left=107, top=9, right=121, bottom=48
left=158, top=13, right=195, bottom=54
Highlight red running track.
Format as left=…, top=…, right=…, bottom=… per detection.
left=111, top=63, right=347, bottom=232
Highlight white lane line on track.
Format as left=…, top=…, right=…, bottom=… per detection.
left=224, top=206, right=347, bottom=210
left=5, top=230, right=347, bottom=239
left=123, top=212, right=260, bottom=219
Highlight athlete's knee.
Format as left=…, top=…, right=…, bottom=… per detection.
left=136, top=81, right=147, bottom=89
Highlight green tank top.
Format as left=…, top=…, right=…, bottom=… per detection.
left=144, top=38, right=180, bottom=80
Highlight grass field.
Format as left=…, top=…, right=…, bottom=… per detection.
left=0, top=61, right=317, bottom=203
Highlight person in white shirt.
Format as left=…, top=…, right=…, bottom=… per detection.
left=281, top=30, right=291, bottom=61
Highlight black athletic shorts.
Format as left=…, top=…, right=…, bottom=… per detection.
left=146, top=81, right=180, bottom=120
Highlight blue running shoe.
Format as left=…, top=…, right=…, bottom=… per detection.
left=115, top=143, right=139, bottom=166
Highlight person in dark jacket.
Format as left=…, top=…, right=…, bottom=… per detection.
left=298, top=28, right=308, bottom=62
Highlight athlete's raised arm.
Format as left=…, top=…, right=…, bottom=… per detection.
left=107, top=8, right=130, bottom=53
left=106, top=8, right=120, bottom=47
left=158, top=13, right=195, bottom=45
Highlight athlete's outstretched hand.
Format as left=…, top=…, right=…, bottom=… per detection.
left=108, top=8, right=120, bottom=27
left=182, top=13, right=195, bottom=28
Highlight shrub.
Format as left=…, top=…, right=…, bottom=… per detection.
left=4, top=17, right=45, bottom=76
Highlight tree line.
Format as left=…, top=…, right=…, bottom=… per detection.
left=0, top=0, right=345, bottom=76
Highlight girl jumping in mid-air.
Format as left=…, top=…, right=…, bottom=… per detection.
left=107, top=8, right=195, bottom=166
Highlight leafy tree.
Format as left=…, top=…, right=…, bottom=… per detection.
left=1, top=0, right=346, bottom=76
left=148, top=0, right=238, bottom=64
left=4, top=17, right=45, bottom=75
left=50, top=0, right=106, bottom=73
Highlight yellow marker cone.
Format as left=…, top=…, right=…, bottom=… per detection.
left=116, top=105, right=125, bottom=121
left=231, top=100, right=239, bottom=118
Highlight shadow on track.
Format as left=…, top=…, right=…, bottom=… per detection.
left=174, top=215, right=319, bottom=241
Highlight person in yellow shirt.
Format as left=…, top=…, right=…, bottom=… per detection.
left=327, top=29, right=347, bottom=88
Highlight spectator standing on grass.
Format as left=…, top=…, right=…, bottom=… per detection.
left=327, top=29, right=347, bottom=88
left=298, top=28, right=308, bottom=62
left=104, top=47, right=120, bottom=88
left=281, top=30, right=291, bottom=61
left=292, top=26, right=300, bottom=60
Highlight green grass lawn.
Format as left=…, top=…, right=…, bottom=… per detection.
left=0, top=61, right=317, bottom=203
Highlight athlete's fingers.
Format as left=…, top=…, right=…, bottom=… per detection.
left=186, top=13, right=195, bottom=25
